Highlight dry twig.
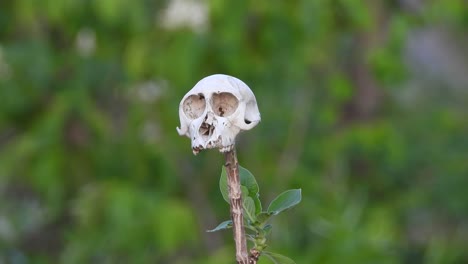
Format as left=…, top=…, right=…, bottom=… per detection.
left=224, top=148, right=249, bottom=264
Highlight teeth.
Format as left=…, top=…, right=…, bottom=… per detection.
left=219, top=145, right=233, bottom=152
left=192, top=146, right=202, bottom=155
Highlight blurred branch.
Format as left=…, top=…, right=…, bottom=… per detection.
left=341, top=1, right=386, bottom=124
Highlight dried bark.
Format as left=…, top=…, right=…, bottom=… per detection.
left=224, top=149, right=249, bottom=264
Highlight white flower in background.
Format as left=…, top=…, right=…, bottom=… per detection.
left=75, top=28, right=96, bottom=57
left=160, top=0, right=209, bottom=33
left=134, top=80, right=167, bottom=103
left=141, top=121, right=161, bottom=143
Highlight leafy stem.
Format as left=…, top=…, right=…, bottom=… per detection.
left=210, top=165, right=302, bottom=264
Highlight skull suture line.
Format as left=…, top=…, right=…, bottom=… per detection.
left=177, top=74, right=261, bottom=154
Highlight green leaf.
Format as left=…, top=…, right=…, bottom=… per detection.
left=254, top=193, right=262, bottom=215
left=219, top=167, right=230, bottom=203
left=241, top=186, right=249, bottom=201
left=246, top=234, right=256, bottom=242
left=239, top=166, right=259, bottom=198
left=206, top=220, right=232, bottom=232
left=263, top=251, right=296, bottom=264
left=219, top=165, right=261, bottom=213
left=267, top=189, right=302, bottom=215
left=256, top=212, right=273, bottom=226
left=263, top=224, right=273, bottom=235
left=243, top=197, right=256, bottom=222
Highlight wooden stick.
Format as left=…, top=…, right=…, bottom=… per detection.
left=224, top=148, right=249, bottom=264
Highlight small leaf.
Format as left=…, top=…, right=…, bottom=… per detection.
left=267, top=189, right=302, bottom=215
left=239, top=166, right=262, bottom=214
left=220, top=165, right=262, bottom=212
left=263, top=251, right=296, bottom=264
left=246, top=234, right=256, bottom=242
left=241, top=186, right=249, bottom=201
left=243, top=197, right=256, bottom=222
left=206, top=220, right=232, bottom=232
left=263, top=224, right=273, bottom=235
left=239, top=166, right=259, bottom=197
left=219, top=167, right=230, bottom=203
left=254, top=196, right=262, bottom=214
left=256, top=212, right=273, bottom=226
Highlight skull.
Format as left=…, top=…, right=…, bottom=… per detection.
left=177, top=74, right=261, bottom=154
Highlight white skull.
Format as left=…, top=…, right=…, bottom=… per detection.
left=177, top=74, right=261, bottom=154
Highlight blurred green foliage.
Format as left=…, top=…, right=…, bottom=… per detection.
left=1, top=0, right=467, bottom=263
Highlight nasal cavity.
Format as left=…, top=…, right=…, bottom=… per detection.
left=211, top=92, right=239, bottom=117
left=182, top=93, right=206, bottom=119
left=199, top=121, right=214, bottom=139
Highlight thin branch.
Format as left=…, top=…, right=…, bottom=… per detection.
left=224, top=149, right=249, bottom=264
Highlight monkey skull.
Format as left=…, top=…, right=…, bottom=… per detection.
left=177, top=74, right=260, bottom=154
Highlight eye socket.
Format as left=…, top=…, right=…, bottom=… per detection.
left=182, top=94, right=206, bottom=119
left=211, top=92, right=239, bottom=117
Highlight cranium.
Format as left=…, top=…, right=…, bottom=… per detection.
left=177, top=74, right=261, bottom=154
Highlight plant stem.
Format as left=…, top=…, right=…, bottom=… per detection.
left=224, top=148, right=249, bottom=264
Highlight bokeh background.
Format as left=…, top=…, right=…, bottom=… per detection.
left=1, top=0, right=468, bottom=263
